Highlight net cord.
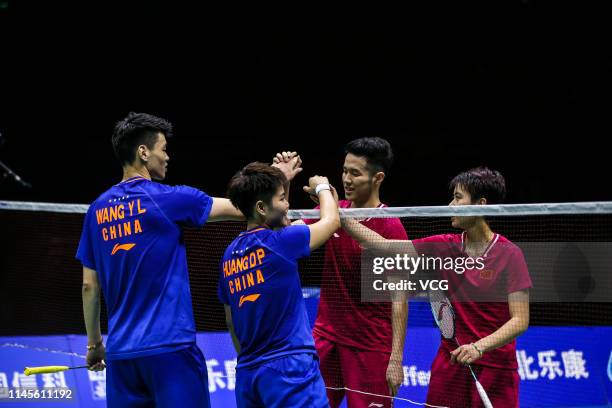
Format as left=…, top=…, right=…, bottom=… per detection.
left=2, top=200, right=612, bottom=217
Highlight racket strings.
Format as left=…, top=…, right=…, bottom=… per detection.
left=429, top=291, right=456, bottom=340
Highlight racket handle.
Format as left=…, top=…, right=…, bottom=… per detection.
left=475, top=380, right=493, bottom=408
left=24, top=365, right=90, bottom=376
left=24, top=366, right=69, bottom=376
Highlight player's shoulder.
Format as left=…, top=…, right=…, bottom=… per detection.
left=222, top=236, right=241, bottom=260
left=94, top=179, right=173, bottom=199
left=446, top=233, right=463, bottom=242
left=493, top=233, right=523, bottom=254
left=372, top=209, right=407, bottom=238
left=272, top=224, right=309, bottom=239
left=495, top=233, right=513, bottom=243
left=264, top=226, right=308, bottom=251
left=360, top=202, right=396, bottom=226
left=237, top=227, right=276, bottom=245
left=339, top=200, right=352, bottom=209
left=145, top=182, right=208, bottom=200
left=414, top=233, right=461, bottom=243
left=377, top=203, right=404, bottom=226
left=87, top=180, right=183, bottom=210
left=143, top=180, right=182, bottom=194
left=224, top=231, right=255, bottom=256
left=88, top=185, right=121, bottom=210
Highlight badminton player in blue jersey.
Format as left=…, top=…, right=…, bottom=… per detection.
left=76, top=113, right=302, bottom=408
left=219, top=162, right=340, bottom=408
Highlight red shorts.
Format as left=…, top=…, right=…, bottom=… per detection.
left=426, top=347, right=519, bottom=408
left=314, top=332, right=393, bottom=408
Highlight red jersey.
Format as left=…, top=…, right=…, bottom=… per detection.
left=310, top=200, right=408, bottom=352
left=413, top=232, right=532, bottom=369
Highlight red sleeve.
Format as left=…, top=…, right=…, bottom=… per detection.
left=381, top=218, right=408, bottom=240
left=411, top=234, right=455, bottom=258
left=506, top=247, right=533, bottom=294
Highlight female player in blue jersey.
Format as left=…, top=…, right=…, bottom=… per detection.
left=76, top=113, right=301, bottom=408
left=219, top=162, right=340, bottom=408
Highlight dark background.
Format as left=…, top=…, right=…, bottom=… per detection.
left=1, top=1, right=611, bottom=208
left=1, top=2, right=612, bottom=334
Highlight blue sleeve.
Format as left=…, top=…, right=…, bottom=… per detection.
left=157, top=185, right=213, bottom=228
left=275, top=225, right=311, bottom=260
left=76, top=207, right=96, bottom=270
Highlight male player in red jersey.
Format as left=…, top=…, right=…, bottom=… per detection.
left=340, top=167, right=532, bottom=408
left=274, top=138, right=409, bottom=408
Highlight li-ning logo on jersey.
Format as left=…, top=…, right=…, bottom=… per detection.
left=368, top=403, right=384, bottom=408
left=239, top=294, right=260, bottom=307
left=111, top=243, right=136, bottom=255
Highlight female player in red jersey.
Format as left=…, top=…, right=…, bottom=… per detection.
left=341, top=167, right=531, bottom=408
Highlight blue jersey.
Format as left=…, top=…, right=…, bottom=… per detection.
left=218, top=225, right=314, bottom=368
left=76, top=176, right=213, bottom=360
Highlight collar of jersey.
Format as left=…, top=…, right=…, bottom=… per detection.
left=239, top=226, right=269, bottom=236
left=461, top=231, right=499, bottom=257
left=117, top=176, right=148, bottom=185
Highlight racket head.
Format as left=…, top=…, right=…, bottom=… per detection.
left=428, top=289, right=456, bottom=339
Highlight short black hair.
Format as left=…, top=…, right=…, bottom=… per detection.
left=450, top=166, right=507, bottom=204
left=227, top=162, right=287, bottom=220
left=345, top=137, right=394, bottom=175
left=112, top=112, right=173, bottom=166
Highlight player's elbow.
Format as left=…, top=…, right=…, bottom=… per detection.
left=324, top=213, right=340, bottom=232
left=321, top=217, right=340, bottom=241
left=332, top=214, right=341, bottom=231
left=82, top=280, right=99, bottom=295
left=521, top=317, right=530, bottom=334
left=515, top=316, right=529, bottom=336
left=330, top=217, right=340, bottom=232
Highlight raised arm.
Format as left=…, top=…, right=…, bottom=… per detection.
left=209, top=152, right=302, bottom=223
left=341, top=217, right=419, bottom=257
left=303, top=176, right=340, bottom=251
left=208, top=198, right=245, bottom=222
left=271, top=151, right=303, bottom=203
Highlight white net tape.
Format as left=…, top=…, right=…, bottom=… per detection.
left=2, top=200, right=612, bottom=217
